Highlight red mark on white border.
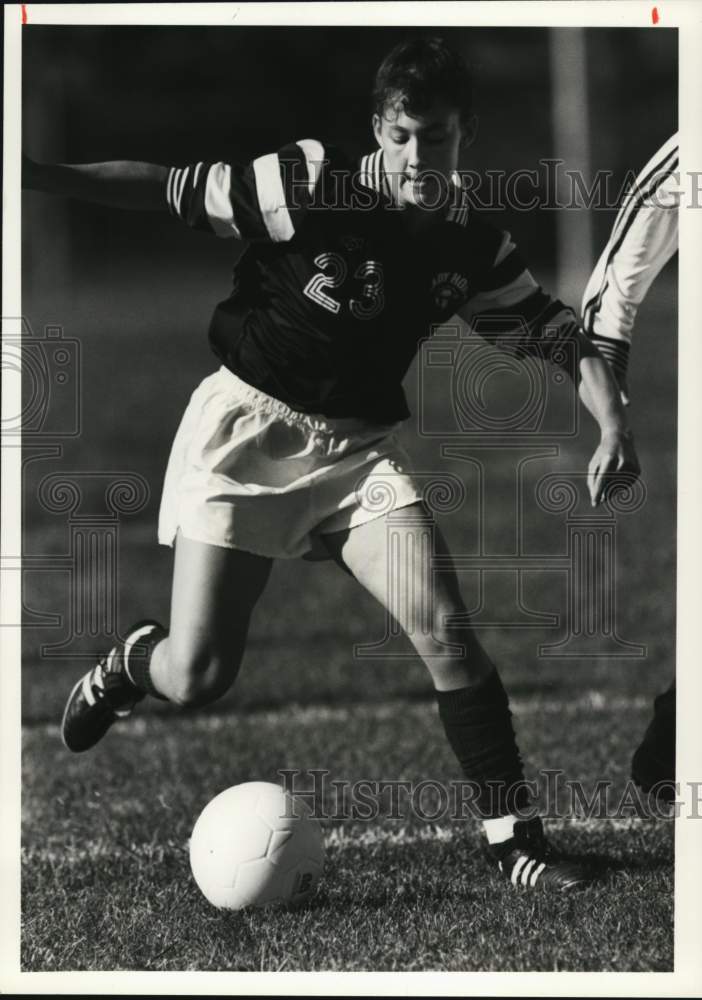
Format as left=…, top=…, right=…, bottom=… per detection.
left=652, top=6, right=660, bottom=23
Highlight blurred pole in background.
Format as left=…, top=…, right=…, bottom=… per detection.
left=22, top=59, right=72, bottom=307
left=549, top=28, right=593, bottom=310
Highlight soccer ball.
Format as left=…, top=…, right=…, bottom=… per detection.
left=189, top=781, right=325, bottom=910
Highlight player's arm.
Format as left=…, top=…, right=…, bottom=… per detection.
left=24, top=139, right=330, bottom=236
left=22, top=154, right=168, bottom=211
left=574, top=330, right=639, bottom=506
left=457, top=231, right=639, bottom=505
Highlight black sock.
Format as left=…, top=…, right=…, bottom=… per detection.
left=122, top=622, right=169, bottom=700
left=436, top=669, right=530, bottom=819
left=633, top=679, right=676, bottom=780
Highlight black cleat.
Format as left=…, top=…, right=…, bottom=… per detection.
left=489, top=817, right=594, bottom=891
left=61, top=621, right=164, bottom=753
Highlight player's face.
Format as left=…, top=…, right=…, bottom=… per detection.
left=373, top=98, right=474, bottom=212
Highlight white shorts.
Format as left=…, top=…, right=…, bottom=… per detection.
left=158, top=367, right=424, bottom=559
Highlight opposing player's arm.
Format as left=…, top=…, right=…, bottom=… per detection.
left=575, top=332, right=639, bottom=506
left=22, top=154, right=168, bottom=211
left=581, top=134, right=679, bottom=404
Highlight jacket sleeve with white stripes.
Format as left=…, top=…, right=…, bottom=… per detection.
left=164, top=139, right=337, bottom=243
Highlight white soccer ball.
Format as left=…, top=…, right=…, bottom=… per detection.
left=189, top=781, right=325, bottom=910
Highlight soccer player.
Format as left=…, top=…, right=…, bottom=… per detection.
left=582, top=133, right=678, bottom=802
left=24, top=38, right=639, bottom=890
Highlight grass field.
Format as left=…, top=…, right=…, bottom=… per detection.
left=20, top=254, right=677, bottom=972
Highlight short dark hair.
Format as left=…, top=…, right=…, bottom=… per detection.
left=373, top=37, right=474, bottom=124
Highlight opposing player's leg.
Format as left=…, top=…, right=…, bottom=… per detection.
left=631, top=679, right=676, bottom=805
left=61, top=532, right=273, bottom=752
left=320, top=501, right=592, bottom=890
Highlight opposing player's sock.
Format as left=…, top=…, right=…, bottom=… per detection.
left=61, top=620, right=167, bottom=753
left=435, top=668, right=530, bottom=819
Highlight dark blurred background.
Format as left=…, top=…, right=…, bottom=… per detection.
left=20, top=26, right=677, bottom=719
left=23, top=27, right=677, bottom=283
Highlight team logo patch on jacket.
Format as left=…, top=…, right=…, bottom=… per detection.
left=432, top=271, right=469, bottom=312
left=341, top=234, right=365, bottom=253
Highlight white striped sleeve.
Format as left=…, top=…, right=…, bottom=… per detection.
left=165, top=161, right=241, bottom=238
left=582, top=135, right=679, bottom=344
left=295, top=139, right=326, bottom=196
left=251, top=139, right=329, bottom=242
left=251, top=152, right=295, bottom=242
left=204, top=163, right=240, bottom=238
left=166, top=139, right=331, bottom=243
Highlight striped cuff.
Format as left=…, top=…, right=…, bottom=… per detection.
left=589, top=334, right=630, bottom=380
left=123, top=622, right=168, bottom=700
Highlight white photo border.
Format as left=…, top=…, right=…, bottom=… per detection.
left=3, top=2, right=701, bottom=995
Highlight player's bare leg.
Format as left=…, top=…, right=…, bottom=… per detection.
left=148, top=533, right=273, bottom=706
left=61, top=532, right=273, bottom=751
left=321, top=501, right=592, bottom=890
left=320, top=501, right=493, bottom=692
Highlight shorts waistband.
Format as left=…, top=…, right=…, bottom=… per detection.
left=217, top=367, right=395, bottom=436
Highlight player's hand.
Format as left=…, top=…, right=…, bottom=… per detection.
left=587, top=428, right=640, bottom=507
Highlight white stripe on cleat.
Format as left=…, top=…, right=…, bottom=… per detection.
left=510, top=855, right=529, bottom=886
left=520, top=858, right=537, bottom=887
left=530, top=861, right=546, bottom=887
left=81, top=672, right=97, bottom=707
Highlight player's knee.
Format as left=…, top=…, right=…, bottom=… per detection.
left=167, top=647, right=235, bottom=707
left=423, top=597, right=468, bottom=650
left=417, top=599, right=493, bottom=685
